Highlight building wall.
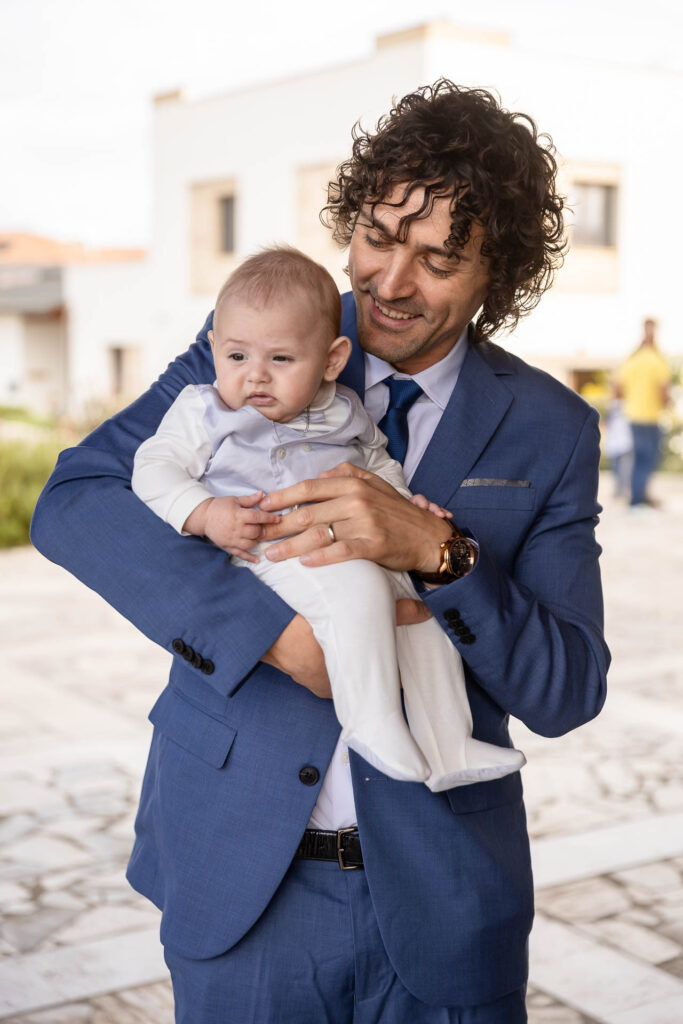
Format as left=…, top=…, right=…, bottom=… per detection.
left=0, top=314, right=24, bottom=406
left=0, top=311, right=67, bottom=413
left=22, top=312, right=68, bottom=414
left=62, top=260, right=151, bottom=412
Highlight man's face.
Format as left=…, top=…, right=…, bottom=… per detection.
left=209, top=294, right=338, bottom=423
left=347, top=185, right=490, bottom=373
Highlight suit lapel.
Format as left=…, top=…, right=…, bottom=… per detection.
left=338, top=292, right=365, bottom=398
left=409, top=342, right=514, bottom=508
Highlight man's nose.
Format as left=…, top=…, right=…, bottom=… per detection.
left=374, top=249, right=416, bottom=301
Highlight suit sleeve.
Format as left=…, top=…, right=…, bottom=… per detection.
left=30, top=314, right=296, bottom=698
left=422, top=406, right=610, bottom=738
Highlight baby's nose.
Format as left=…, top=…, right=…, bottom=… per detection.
left=248, top=362, right=270, bottom=381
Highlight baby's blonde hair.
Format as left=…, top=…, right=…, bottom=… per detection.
left=214, top=245, right=342, bottom=341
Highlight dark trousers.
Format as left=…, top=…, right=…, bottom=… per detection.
left=630, top=422, right=661, bottom=505
left=164, top=858, right=527, bottom=1023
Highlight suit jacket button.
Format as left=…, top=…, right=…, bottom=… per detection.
left=452, top=624, right=469, bottom=636
left=200, top=659, right=215, bottom=675
left=299, top=765, right=320, bottom=786
left=191, top=651, right=203, bottom=669
left=181, top=645, right=195, bottom=662
left=172, top=638, right=185, bottom=654
left=461, top=634, right=476, bottom=644
left=444, top=609, right=461, bottom=622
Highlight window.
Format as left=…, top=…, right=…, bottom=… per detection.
left=571, top=183, right=618, bottom=247
left=108, top=344, right=142, bottom=398
left=189, top=179, right=237, bottom=295
left=110, top=346, right=124, bottom=395
left=220, top=196, right=235, bottom=253
left=554, top=163, right=620, bottom=293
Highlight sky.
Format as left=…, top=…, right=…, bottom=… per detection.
left=1, top=0, right=681, bottom=248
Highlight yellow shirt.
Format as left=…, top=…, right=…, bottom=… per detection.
left=616, top=347, right=671, bottom=424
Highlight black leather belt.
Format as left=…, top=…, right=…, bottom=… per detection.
left=295, top=827, right=363, bottom=870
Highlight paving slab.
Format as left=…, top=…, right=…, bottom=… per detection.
left=531, top=812, right=683, bottom=889
left=530, top=915, right=683, bottom=1021
left=0, top=930, right=166, bottom=1018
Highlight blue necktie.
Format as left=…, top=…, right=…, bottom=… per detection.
left=378, top=377, right=423, bottom=464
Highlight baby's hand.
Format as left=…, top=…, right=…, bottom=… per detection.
left=410, top=494, right=453, bottom=519
left=204, top=492, right=281, bottom=562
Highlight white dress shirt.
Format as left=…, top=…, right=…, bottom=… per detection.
left=308, top=328, right=469, bottom=830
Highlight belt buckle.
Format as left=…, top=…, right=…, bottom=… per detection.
left=336, top=826, right=360, bottom=871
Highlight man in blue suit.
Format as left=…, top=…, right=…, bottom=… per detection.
left=31, top=80, right=609, bottom=1022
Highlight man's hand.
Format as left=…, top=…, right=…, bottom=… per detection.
left=262, top=598, right=434, bottom=699
left=183, top=492, right=280, bottom=562
left=259, top=463, right=452, bottom=572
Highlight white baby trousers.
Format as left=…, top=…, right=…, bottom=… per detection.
left=244, top=552, right=525, bottom=791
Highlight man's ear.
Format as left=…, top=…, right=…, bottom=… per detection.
left=323, top=336, right=352, bottom=381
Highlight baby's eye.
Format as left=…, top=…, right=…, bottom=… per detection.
left=272, top=355, right=293, bottom=363
left=228, top=353, right=246, bottom=361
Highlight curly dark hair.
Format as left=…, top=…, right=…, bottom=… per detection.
left=323, top=79, right=566, bottom=340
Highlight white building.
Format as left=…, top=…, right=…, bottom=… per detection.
left=148, top=20, right=682, bottom=392
left=0, top=234, right=149, bottom=415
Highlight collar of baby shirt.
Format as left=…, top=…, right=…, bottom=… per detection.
left=286, top=380, right=348, bottom=435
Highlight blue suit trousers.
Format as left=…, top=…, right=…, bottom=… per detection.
left=630, top=422, right=661, bottom=505
left=164, top=858, right=527, bottom=1023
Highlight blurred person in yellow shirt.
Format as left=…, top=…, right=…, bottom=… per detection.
left=615, top=318, right=671, bottom=506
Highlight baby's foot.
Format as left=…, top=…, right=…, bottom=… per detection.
left=342, top=711, right=429, bottom=782
left=426, top=741, right=526, bottom=792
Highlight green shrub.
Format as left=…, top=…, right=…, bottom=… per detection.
left=0, top=406, right=57, bottom=429
left=0, top=440, right=64, bottom=548
left=662, top=426, right=683, bottom=472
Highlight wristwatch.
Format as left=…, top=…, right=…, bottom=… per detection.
left=416, top=523, right=478, bottom=584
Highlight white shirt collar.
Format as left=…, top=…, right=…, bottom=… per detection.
left=309, top=379, right=337, bottom=411
left=363, top=326, right=469, bottom=409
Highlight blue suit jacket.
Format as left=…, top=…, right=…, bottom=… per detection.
left=31, top=292, right=609, bottom=1006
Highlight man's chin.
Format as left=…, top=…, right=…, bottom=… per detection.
left=360, top=328, right=425, bottom=365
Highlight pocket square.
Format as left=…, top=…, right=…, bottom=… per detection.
left=461, top=478, right=531, bottom=488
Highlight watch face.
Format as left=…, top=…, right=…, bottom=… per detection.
left=447, top=538, right=471, bottom=578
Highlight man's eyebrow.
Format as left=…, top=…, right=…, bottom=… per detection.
left=360, top=210, right=462, bottom=261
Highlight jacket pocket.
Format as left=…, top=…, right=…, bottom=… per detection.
left=446, top=770, right=523, bottom=814
left=452, top=484, right=536, bottom=511
left=148, top=686, right=236, bottom=769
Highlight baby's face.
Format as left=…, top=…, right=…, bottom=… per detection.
left=209, top=294, right=337, bottom=422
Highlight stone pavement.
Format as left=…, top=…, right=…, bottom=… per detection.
left=0, top=472, right=682, bottom=1023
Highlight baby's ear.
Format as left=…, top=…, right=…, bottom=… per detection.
left=208, top=330, right=215, bottom=351
left=323, top=336, right=352, bottom=381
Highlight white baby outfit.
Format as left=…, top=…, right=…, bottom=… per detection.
left=132, top=380, right=525, bottom=790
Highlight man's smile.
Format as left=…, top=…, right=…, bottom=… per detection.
left=368, top=294, right=422, bottom=328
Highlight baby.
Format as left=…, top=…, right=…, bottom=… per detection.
left=132, top=245, right=524, bottom=790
